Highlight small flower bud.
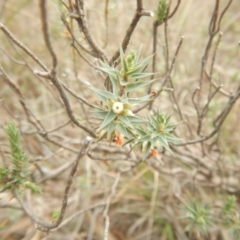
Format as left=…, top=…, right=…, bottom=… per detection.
left=123, top=109, right=135, bottom=116
left=114, top=133, right=124, bottom=146
left=151, top=149, right=158, bottom=157
left=112, top=102, right=124, bottom=114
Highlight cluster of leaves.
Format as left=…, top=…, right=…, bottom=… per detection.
left=183, top=196, right=240, bottom=238
left=0, top=121, right=41, bottom=193
left=184, top=199, right=214, bottom=236
left=222, top=196, right=240, bottom=238
left=89, top=47, right=180, bottom=159
left=156, top=0, right=168, bottom=23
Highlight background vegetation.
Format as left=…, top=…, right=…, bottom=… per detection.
left=0, top=0, right=240, bottom=239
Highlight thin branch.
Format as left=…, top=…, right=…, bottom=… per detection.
left=176, top=87, right=240, bottom=146
left=0, top=23, right=48, bottom=71
left=168, top=0, right=181, bottom=19
left=136, top=0, right=143, bottom=11
left=0, top=46, right=25, bottom=65
left=103, top=172, right=121, bottom=240
left=209, top=32, right=222, bottom=81
left=164, top=1, right=171, bottom=72
left=109, top=1, right=153, bottom=65
left=216, top=0, right=233, bottom=31
left=0, top=66, right=45, bottom=134
left=37, top=155, right=76, bottom=183
left=151, top=21, right=158, bottom=78
left=46, top=120, right=71, bottom=134
left=197, top=0, right=233, bottom=131
left=103, top=0, right=109, bottom=48
left=150, top=0, right=181, bottom=93
left=209, top=0, right=219, bottom=34
left=61, top=14, right=97, bottom=57
left=54, top=202, right=106, bottom=231
left=71, top=43, right=99, bottom=69
left=34, top=71, right=97, bottom=137
left=14, top=136, right=92, bottom=232
left=202, top=85, right=222, bottom=120
left=158, top=36, right=184, bottom=93
left=103, top=172, right=121, bottom=217
left=39, top=0, right=58, bottom=75
left=72, top=0, right=109, bottom=61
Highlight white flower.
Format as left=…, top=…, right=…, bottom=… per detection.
left=112, top=102, right=123, bottom=114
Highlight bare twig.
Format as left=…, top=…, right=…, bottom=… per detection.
left=157, top=36, right=184, bottom=94
left=39, top=0, right=58, bottom=76
left=0, top=46, right=25, bottom=65
left=72, top=0, right=109, bottom=61
left=177, top=87, right=240, bottom=146
left=52, top=202, right=105, bottom=231
left=0, top=66, right=45, bottom=133
left=216, top=0, right=233, bottom=31
left=151, top=0, right=181, bottom=90
left=209, top=32, right=222, bottom=84
left=1, top=11, right=95, bottom=137
left=146, top=171, right=159, bottom=240
left=103, top=0, right=109, bottom=48
left=103, top=172, right=121, bottom=240
left=0, top=23, right=48, bottom=71
left=61, top=14, right=97, bottom=57
left=109, top=0, right=153, bottom=65
left=14, top=136, right=92, bottom=232
left=164, top=0, right=171, bottom=72
left=37, top=156, right=76, bottom=183
left=197, top=0, right=233, bottom=135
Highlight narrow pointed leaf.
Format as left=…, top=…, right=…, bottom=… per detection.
left=135, top=127, right=147, bottom=136
left=118, top=96, right=129, bottom=104
left=126, top=64, right=144, bottom=75
left=89, top=86, right=116, bottom=104
left=116, top=123, right=135, bottom=139
left=126, top=116, right=147, bottom=124
left=133, top=46, right=142, bottom=63
left=138, top=134, right=151, bottom=143
left=137, top=55, right=153, bottom=71
left=129, top=72, right=153, bottom=80
left=125, top=79, right=156, bottom=92
left=128, top=95, right=152, bottom=104
left=118, top=115, right=133, bottom=128
left=109, top=74, right=119, bottom=96
left=99, top=61, right=118, bottom=76
left=120, top=47, right=128, bottom=73
left=98, top=110, right=117, bottom=132
left=122, top=138, right=135, bottom=146
left=107, top=121, right=117, bottom=136
left=143, top=141, right=151, bottom=160
left=158, top=134, right=172, bottom=153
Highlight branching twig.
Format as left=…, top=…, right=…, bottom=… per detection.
left=157, top=36, right=184, bottom=94
left=109, top=0, right=153, bottom=65
left=14, top=136, right=92, bottom=232
left=196, top=0, right=233, bottom=135
left=103, top=172, right=121, bottom=240
left=151, top=0, right=181, bottom=89
left=0, top=23, right=48, bottom=71
left=72, top=0, right=109, bottom=61
left=177, top=87, right=240, bottom=146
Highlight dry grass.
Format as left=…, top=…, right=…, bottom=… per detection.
left=0, top=0, right=240, bottom=239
